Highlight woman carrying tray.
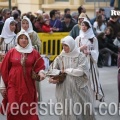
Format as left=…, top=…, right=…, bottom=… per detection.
left=49, top=36, right=96, bottom=120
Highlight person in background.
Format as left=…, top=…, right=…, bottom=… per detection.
left=97, top=27, right=117, bottom=67
left=98, top=8, right=107, bottom=21
left=69, top=13, right=88, bottom=39
left=71, top=12, right=79, bottom=24
left=104, top=26, right=118, bottom=66
left=49, top=36, right=96, bottom=120
left=107, top=15, right=120, bottom=39
left=43, top=12, right=50, bottom=20
left=49, top=9, right=63, bottom=32
left=34, top=15, right=44, bottom=32
left=62, top=14, right=76, bottom=32
left=64, top=8, right=71, bottom=15
left=0, top=14, right=4, bottom=35
left=61, top=8, right=71, bottom=21
left=91, top=8, right=107, bottom=25
left=12, top=6, right=21, bottom=16
left=117, top=47, right=120, bottom=108
left=42, top=19, right=53, bottom=33
left=12, top=6, right=18, bottom=11
left=93, top=15, right=106, bottom=36
left=55, top=9, right=61, bottom=20
left=28, top=14, right=38, bottom=32
left=0, top=17, right=16, bottom=60
left=77, top=5, right=90, bottom=22
left=21, top=16, right=41, bottom=51
left=77, top=5, right=86, bottom=16
left=1, top=8, right=11, bottom=22
left=0, top=8, right=11, bottom=34
left=12, top=11, right=21, bottom=34
left=114, top=32, right=120, bottom=48
left=0, top=30, right=45, bottom=119
left=110, top=0, right=115, bottom=7
left=97, top=32, right=108, bottom=67
left=34, top=9, right=43, bottom=17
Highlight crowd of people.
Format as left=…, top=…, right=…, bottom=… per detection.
left=0, top=4, right=120, bottom=120
left=0, top=5, right=119, bottom=67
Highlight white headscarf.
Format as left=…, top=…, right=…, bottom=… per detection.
left=79, top=19, right=95, bottom=39
left=78, top=13, right=88, bottom=24
left=21, top=16, right=34, bottom=33
left=0, top=17, right=16, bottom=39
left=60, top=36, right=80, bottom=57
left=15, top=30, right=33, bottom=53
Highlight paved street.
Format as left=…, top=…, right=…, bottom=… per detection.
left=0, top=66, right=119, bottom=120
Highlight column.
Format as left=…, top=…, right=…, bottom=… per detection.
left=78, top=0, right=84, bottom=5
left=70, top=0, right=84, bottom=5
left=70, top=0, right=74, bottom=5
left=17, top=0, right=43, bottom=14
left=0, top=0, right=7, bottom=1
left=44, top=0, right=54, bottom=4
left=114, top=0, right=119, bottom=8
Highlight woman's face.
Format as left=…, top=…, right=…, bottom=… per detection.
left=62, top=44, right=70, bottom=53
left=9, top=22, right=16, bottom=32
left=105, top=29, right=110, bottom=35
left=22, top=20, right=29, bottom=31
left=81, top=23, right=88, bottom=32
left=18, top=34, right=29, bottom=48
left=78, top=18, right=84, bottom=24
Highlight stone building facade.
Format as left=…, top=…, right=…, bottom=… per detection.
left=0, top=0, right=119, bottom=18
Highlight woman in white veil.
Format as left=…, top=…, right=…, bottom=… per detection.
left=75, top=19, right=104, bottom=106
left=20, top=16, right=41, bottom=51
left=0, top=17, right=17, bottom=92
left=49, top=36, right=96, bottom=120
left=0, top=17, right=16, bottom=57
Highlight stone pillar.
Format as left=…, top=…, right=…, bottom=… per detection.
left=0, top=0, right=7, bottom=2
left=70, top=0, right=74, bottom=5
left=44, top=0, right=54, bottom=4
left=114, top=0, right=118, bottom=7
left=70, top=0, right=84, bottom=6
left=78, top=0, right=84, bottom=5
left=17, top=0, right=43, bottom=14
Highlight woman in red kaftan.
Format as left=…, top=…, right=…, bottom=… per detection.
left=0, top=30, right=45, bottom=120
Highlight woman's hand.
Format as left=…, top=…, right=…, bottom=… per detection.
left=80, top=45, right=87, bottom=51
left=83, top=49, right=90, bottom=56
left=39, top=72, right=46, bottom=81
left=0, top=89, right=6, bottom=98
left=60, top=70, right=65, bottom=73
left=49, top=77, right=59, bottom=84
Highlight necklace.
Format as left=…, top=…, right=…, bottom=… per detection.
left=20, top=53, right=27, bottom=66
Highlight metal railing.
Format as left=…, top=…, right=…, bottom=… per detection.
left=38, top=32, right=69, bottom=61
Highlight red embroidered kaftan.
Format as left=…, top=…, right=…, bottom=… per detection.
left=0, top=48, right=45, bottom=120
